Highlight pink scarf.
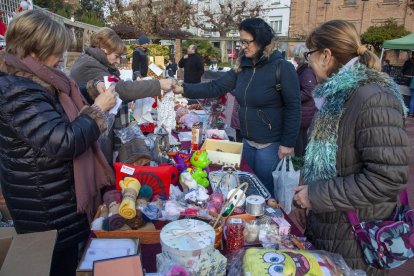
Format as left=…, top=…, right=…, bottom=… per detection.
left=4, top=53, right=115, bottom=220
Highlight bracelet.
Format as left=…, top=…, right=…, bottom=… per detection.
left=92, top=104, right=105, bottom=116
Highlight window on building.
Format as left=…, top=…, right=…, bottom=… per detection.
left=272, top=1, right=281, bottom=4
left=344, top=0, right=357, bottom=5
left=270, top=17, right=283, bottom=34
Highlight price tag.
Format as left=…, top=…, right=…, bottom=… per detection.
left=120, top=165, right=135, bottom=175
left=232, top=218, right=243, bottom=224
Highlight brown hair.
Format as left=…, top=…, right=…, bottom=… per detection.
left=90, top=27, right=126, bottom=54
left=306, top=20, right=380, bottom=75
left=5, top=10, right=71, bottom=61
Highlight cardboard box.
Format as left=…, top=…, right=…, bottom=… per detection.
left=0, top=229, right=57, bottom=276
left=76, top=238, right=140, bottom=276
left=93, top=254, right=143, bottom=276
left=201, top=138, right=243, bottom=168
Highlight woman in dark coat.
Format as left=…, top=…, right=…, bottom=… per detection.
left=0, top=10, right=117, bottom=276
left=173, top=18, right=301, bottom=196
left=293, top=20, right=409, bottom=275
left=292, top=44, right=317, bottom=157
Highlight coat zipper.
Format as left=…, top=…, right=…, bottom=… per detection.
left=244, top=68, right=256, bottom=138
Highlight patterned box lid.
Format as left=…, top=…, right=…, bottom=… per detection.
left=160, top=219, right=215, bottom=257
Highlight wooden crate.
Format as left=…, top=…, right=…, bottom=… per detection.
left=201, top=139, right=243, bottom=168
left=92, top=206, right=161, bottom=245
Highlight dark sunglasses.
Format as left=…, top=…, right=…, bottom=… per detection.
left=303, top=49, right=319, bottom=61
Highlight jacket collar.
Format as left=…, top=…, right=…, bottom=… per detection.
left=84, top=47, right=120, bottom=76
left=0, top=51, right=55, bottom=95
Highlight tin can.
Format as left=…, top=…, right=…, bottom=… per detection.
left=191, top=122, right=203, bottom=151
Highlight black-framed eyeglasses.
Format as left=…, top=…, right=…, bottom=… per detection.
left=240, top=39, right=255, bottom=47
left=303, top=49, right=319, bottom=61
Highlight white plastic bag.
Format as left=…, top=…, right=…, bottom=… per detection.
left=272, top=157, right=300, bottom=214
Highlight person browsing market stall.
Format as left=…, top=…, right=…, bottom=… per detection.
left=70, top=27, right=174, bottom=163
left=293, top=20, right=409, bottom=275
left=0, top=10, right=117, bottom=276
left=292, top=44, right=317, bottom=157
left=173, top=18, right=301, bottom=196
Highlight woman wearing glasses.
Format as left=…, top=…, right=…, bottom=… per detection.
left=173, top=18, right=301, bottom=197
left=293, top=20, right=409, bottom=274
left=71, top=27, right=174, bottom=163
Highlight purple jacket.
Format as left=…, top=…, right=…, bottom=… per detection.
left=297, top=64, right=317, bottom=128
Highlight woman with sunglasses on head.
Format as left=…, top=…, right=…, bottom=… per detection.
left=173, top=18, right=301, bottom=197
left=293, top=20, right=409, bottom=274
left=71, top=27, right=174, bottom=163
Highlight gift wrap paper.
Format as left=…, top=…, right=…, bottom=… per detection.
left=156, top=250, right=226, bottom=276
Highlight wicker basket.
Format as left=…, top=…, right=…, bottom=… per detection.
left=92, top=205, right=161, bottom=244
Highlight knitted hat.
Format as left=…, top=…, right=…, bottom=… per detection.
left=138, top=35, right=150, bottom=45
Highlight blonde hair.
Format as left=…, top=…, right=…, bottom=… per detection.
left=306, top=20, right=380, bottom=73
left=5, top=10, right=71, bottom=61
left=90, top=27, right=126, bottom=54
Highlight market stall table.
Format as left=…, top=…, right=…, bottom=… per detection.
left=141, top=136, right=308, bottom=272
left=88, top=132, right=310, bottom=274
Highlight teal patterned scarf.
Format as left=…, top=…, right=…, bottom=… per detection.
left=302, top=63, right=407, bottom=183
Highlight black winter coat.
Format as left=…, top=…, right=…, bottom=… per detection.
left=183, top=46, right=301, bottom=147
left=0, top=73, right=99, bottom=251
left=132, top=48, right=149, bottom=77
left=178, top=53, right=204, bottom=83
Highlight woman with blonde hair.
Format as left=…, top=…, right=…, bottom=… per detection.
left=293, top=20, right=409, bottom=274
left=0, top=10, right=117, bottom=276
left=71, top=27, right=174, bottom=163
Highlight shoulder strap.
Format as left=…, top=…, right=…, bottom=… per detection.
left=345, top=210, right=367, bottom=242
left=275, top=59, right=282, bottom=93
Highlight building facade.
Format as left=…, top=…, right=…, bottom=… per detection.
left=194, top=0, right=292, bottom=38
left=289, top=0, right=414, bottom=39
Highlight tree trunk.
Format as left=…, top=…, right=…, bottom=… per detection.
left=220, top=38, right=228, bottom=63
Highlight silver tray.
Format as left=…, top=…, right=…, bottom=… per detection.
left=209, top=170, right=271, bottom=200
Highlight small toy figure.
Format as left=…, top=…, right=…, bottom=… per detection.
left=190, top=151, right=210, bottom=188
left=179, top=169, right=198, bottom=191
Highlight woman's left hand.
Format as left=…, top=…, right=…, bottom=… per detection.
left=278, top=145, right=294, bottom=159
left=293, top=185, right=312, bottom=209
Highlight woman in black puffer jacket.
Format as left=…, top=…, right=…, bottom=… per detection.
left=0, top=11, right=117, bottom=276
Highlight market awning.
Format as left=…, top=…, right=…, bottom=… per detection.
left=383, top=33, right=414, bottom=50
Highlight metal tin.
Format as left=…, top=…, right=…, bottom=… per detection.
left=245, top=195, right=265, bottom=216
left=191, top=122, right=203, bottom=151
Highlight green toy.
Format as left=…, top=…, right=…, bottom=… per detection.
left=190, top=150, right=211, bottom=188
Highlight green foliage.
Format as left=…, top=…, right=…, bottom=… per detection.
left=34, top=0, right=73, bottom=17
left=34, top=0, right=104, bottom=26
left=183, top=40, right=221, bottom=64
left=77, top=12, right=105, bottom=27
left=147, top=44, right=171, bottom=64
left=291, top=156, right=304, bottom=171
left=361, top=19, right=409, bottom=52
left=125, top=44, right=170, bottom=63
